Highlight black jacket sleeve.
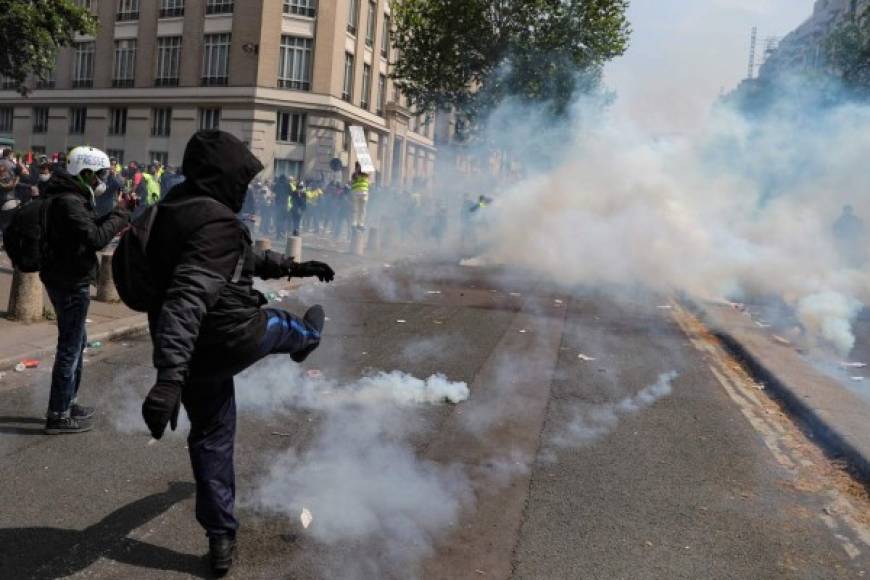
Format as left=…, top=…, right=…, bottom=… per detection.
left=253, top=249, right=288, bottom=280
left=153, top=218, right=242, bottom=385
left=58, top=195, right=130, bottom=252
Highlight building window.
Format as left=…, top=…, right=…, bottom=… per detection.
left=69, top=107, right=87, bottom=135
left=361, top=63, right=371, bottom=110
left=283, top=0, right=316, bottom=17
left=151, top=107, right=172, bottom=137
left=108, top=107, right=128, bottom=135
left=376, top=73, right=385, bottom=115
left=0, top=76, right=17, bottom=90
left=116, top=0, right=139, bottom=21
left=276, top=111, right=306, bottom=143
left=32, top=107, right=49, bottom=133
left=278, top=36, right=313, bottom=91
left=150, top=151, right=169, bottom=166
left=347, top=0, right=359, bottom=35
left=155, top=37, right=182, bottom=86
left=160, top=0, right=184, bottom=18
left=0, top=107, right=12, bottom=132
left=202, top=33, right=231, bottom=86
left=381, top=14, right=390, bottom=58
left=37, top=59, right=56, bottom=89
left=74, top=0, right=97, bottom=10
left=366, top=1, right=376, bottom=47
left=342, top=52, right=354, bottom=102
left=112, top=40, right=136, bottom=88
left=199, top=107, right=221, bottom=130
left=274, top=159, right=302, bottom=179
left=206, top=0, right=233, bottom=15
left=106, top=149, right=125, bottom=164
left=72, top=42, right=95, bottom=88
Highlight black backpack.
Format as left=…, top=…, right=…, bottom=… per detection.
left=113, top=197, right=245, bottom=312
left=2, top=196, right=67, bottom=273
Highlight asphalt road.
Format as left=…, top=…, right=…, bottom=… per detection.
left=0, top=262, right=867, bottom=579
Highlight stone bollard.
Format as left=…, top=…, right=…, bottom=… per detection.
left=366, top=227, right=380, bottom=255
left=96, top=253, right=120, bottom=303
left=350, top=227, right=366, bottom=256
left=255, top=239, right=271, bottom=252
left=7, top=268, right=44, bottom=323
left=286, top=235, right=303, bottom=263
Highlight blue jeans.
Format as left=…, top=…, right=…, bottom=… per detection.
left=45, top=283, right=90, bottom=416
left=184, top=307, right=319, bottom=537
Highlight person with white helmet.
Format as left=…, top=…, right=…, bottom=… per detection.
left=40, top=146, right=134, bottom=434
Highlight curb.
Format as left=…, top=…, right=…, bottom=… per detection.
left=690, top=301, right=870, bottom=483
left=0, top=317, right=149, bottom=372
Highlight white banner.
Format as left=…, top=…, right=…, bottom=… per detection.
left=348, top=125, right=376, bottom=174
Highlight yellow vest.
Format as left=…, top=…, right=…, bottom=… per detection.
left=351, top=173, right=369, bottom=195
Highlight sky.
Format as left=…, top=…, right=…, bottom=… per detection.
left=604, top=0, right=817, bottom=135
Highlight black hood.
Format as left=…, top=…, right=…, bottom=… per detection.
left=176, top=130, right=264, bottom=213
left=44, top=169, right=89, bottom=201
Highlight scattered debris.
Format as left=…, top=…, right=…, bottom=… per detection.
left=755, top=322, right=772, bottom=328
left=300, top=508, right=313, bottom=529
left=121, top=342, right=131, bottom=347
left=577, top=354, right=597, bottom=362
left=475, top=571, right=487, bottom=576
left=433, top=320, right=444, bottom=325
left=509, top=292, right=522, bottom=297
left=87, top=341, right=103, bottom=349
left=772, top=335, right=791, bottom=345
left=426, top=290, right=442, bottom=295
left=266, top=292, right=279, bottom=302
left=278, top=289, right=290, bottom=298
left=16, top=359, right=39, bottom=371
left=554, top=299, right=564, bottom=304
left=645, top=541, right=653, bottom=547
left=85, top=318, right=93, bottom=324
left=147, top=438, right=157, bottom=446
left=841, top=362, right=867, bottom=369
left=396, top=319, right=407, bottom=324
left=0, top=372, right=5, bottom=381
left=519, top=329, right=528, bottom=334
left=383, top=263, right=392, bottom=268
left=306, top=369, right=323, bottom=380
left=851, top=377, right=865, bottom=382
left=656, top=305, right=673, bottom=310
left=272, top=431, right=294, bottom=437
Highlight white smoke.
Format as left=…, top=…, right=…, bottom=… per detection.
left=237, top=358, right=472, bottom=577
left=552, top=370, right=678, bottom=448
left=465, top=97, right=870, bottom=356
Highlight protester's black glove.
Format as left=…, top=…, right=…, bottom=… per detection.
left=142, top=382, right=182, bottom=440
left=284, top=259, right=335, bottom=282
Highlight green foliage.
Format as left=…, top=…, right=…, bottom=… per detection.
left=825, top=7, right=870, bottom=93
left=391, top=0, right=630, bottom=121
left=0, top=0, right=97, bottom=94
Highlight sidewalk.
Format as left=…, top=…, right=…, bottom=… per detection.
left=0, top=232, right=386, bottom=372
left=695, top=300, right=870, bottom=481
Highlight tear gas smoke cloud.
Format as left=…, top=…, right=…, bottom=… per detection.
left=236, top=358, right=472, bottom=577
left=552, top=370, right=678, bottom=448
left=461, top=86, right=870, bottom=356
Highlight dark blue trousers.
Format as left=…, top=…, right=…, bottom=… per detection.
left=45, top=283, right=90, bottom=416
left=183, top=308, right=320, bottom=538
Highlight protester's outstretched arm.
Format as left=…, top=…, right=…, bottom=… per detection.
left=252, top=249, right=335, bottom=282
left=59, top=195, right=130, bottom=251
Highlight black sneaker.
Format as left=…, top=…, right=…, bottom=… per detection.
left=209, top=535, right=236, bottom=576
left=291, top=305, right=325, bottom=363
left=70, top=404, right=96, bottom=420
left=45, top=415, right=93, bottom=435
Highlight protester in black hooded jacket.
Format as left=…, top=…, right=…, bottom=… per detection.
left=40, top=148, right=132, bottom=435
left=140, top=130, right=335, bottom=576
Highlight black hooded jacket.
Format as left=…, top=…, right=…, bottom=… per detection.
left=40, top=170, right=131, bottom=289
left=147, top=130, right=288, bottom=386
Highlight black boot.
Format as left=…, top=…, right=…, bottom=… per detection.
left=291, top=305, right=325, bottom=363
left=209, top=535, right=236, bottom=576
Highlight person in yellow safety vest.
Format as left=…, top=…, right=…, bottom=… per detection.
left=350, top=162, right=369, bottom=230
left=142, top=165, right=161, bottom=206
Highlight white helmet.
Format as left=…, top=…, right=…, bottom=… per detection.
left=67, top=146, right=111, bottom=177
